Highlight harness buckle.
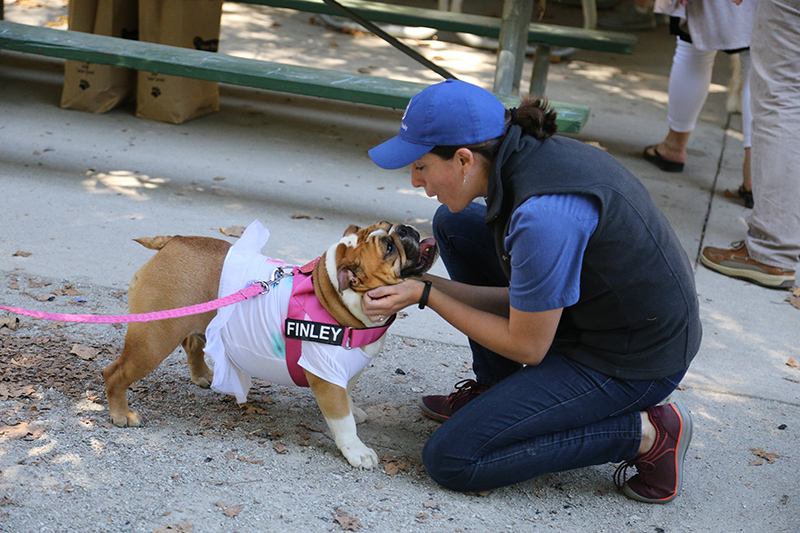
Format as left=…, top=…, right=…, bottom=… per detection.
left=343, top=327, right=354, bottom=350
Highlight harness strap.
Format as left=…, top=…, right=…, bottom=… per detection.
left=283, top=257, right=394, bottom=387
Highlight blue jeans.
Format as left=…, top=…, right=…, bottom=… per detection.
left=424, top=204, right=686, bottom=491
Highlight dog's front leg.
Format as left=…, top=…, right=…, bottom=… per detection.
left=347, top=372, right=367, bottom=424
left=305, top=371, right=379, bottom=469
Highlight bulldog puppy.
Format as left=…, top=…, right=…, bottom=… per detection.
left=102, top=221, right=438, bottom=468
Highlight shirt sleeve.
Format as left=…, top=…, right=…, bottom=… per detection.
left=505, top=194, right=600, bottom=313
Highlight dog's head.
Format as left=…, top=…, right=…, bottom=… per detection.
left=332, top=221, right=438, bottom=294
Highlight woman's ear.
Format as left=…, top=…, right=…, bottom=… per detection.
left=454, top=147, right=475, bottom=174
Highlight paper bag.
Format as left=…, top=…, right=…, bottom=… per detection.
left=136, top=0, right=223, bottom=124
left=61, top=0, right=138, bottom=114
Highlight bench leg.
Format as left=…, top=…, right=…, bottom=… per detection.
left=529, top=44, right=550, bottom=97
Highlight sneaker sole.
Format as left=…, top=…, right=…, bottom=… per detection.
left=622, top=401, right=693, bottom=504
left=417, top=398, right=448, bottom=423
left=700, top=253, right=795, bottom=289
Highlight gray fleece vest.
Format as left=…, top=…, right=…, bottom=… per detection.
left=486, top=126, right=701, bottom=379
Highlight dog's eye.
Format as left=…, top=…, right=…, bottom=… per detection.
left=385, top=240, right=395, bottom=255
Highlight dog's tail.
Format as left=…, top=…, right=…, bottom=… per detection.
left=134, top=236, right=174, bottom=250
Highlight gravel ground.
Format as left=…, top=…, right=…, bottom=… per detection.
left=1, top=272, right=628, bottom=533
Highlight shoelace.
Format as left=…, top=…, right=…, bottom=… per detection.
left=613, top=412, right=664, bottom=489
left=444, top=379, right=486, bottom=409
left=613, top=457, right=656, bottom=489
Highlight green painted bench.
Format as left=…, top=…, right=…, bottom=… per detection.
left=0, top=20, right=590, bottom=133
left=234, top=0, right=637, bottom=95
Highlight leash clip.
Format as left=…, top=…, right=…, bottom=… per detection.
left=255, top=266, right=290, bottom=293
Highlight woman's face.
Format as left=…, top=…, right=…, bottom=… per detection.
left=410, top=150, right=486, bottom=213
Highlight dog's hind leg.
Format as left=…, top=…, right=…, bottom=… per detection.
left=104, top=316, right=211, bottom=427
left=183, top=333, right=213, bottom=388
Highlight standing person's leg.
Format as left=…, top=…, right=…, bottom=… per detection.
left=745, top=0, right=800, bottom=271
left=644, top=38, right=717, bottom=172
left=701, top=0, right=799, bottom=288
left=422, top=351, right=691, bottom=502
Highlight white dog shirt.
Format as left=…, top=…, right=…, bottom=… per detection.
left=205, top=221, right=374, bottom=404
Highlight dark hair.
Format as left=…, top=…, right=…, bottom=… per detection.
left=429, top=96, right=558, bottom=162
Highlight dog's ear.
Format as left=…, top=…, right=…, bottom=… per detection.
left=336, top=267, right=359, bottom=294
left=343, top=224, right=360, bottom=237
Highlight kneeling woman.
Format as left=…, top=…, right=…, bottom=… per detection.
left=363, top=79, right=701, bottom=504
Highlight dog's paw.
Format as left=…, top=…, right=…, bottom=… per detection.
left=351, top=406, right=368, bottom=424
left=110, top=409, right=143, bottom=428
left=341, top=442, right=379, bottom=469
left=191, top=375, right=212, bottom=389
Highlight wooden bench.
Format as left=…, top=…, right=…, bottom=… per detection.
left=0, top=20, right=591, bottom=133
left=233, top=0, right=637, bottom=95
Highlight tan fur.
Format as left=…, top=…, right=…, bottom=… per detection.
left=102, top=222, right=437, bottom=468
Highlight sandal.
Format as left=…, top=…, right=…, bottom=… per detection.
left=643, top=145, right=685, bottom=173
left=737, top=185, right=754, bottom=208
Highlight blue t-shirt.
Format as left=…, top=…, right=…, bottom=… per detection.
left=505, top=194, right=600, bottom=313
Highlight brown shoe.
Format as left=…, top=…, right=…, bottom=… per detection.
left=418, top=379, right=489, bottom=422
left=701, top=241, right=795, bottom=289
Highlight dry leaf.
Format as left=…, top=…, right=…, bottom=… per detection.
left=0, top=316, right=19, bottom=330
left=13, top=251, right=31, bottom=257
left=220, top=226, right=245, bottom=238
left=787, top=296, right=800, bottom=311
left=792, top=286, right=800, bottom=297
left=70, top=344, right=97, bottom=361
left=787, top=358, right=800, bottom=370
left=751, top=447, right=781, bottom=464
left=215, top=502, right=242, bottom=518
left=357, top=68, right=371, bottom=74
left=749, top=458, right=764, bottom=466
left=333, top=509, right=361, bottom=531
left=274, top=442, right=288, bottom=454
left=291, top=214, right=311, bottom=220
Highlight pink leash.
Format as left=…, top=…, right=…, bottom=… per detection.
left=0, top=282, right=268, bottom=324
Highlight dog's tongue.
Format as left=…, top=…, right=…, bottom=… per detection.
left=419, top=238, right=436, bottom=265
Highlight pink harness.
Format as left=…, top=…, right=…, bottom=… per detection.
left=284, top=258, right=394, bottom=387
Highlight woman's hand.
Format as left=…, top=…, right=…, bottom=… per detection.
left=362, top=279, right=424, bottom=322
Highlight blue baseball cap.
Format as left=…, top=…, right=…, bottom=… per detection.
left=368, top=79, right=507, bottom=170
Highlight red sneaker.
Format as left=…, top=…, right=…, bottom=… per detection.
left=418, top=379, right=489, bottom=422
left=614, top=402, right=693, bottom=504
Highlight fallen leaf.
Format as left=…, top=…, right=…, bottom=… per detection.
left=787, top=358, right=800, bottom=370
left=291, top=214, right=311, bottom=220
left=213, top=176, right=226, bottom=181
left=13, top=251, right=32, bottom=257
left=751, top=447, right=781, bottom=464
left=274, top=442, right=288, bottom=454
left=787, top=296, right=800, bottom=311
left=215, top=502, right=242, bottom=518
left=333, top=509, right=361, bottom=531
left=299, top=421, right=326, bottom=433
left=220, top=226, right=245, bottom=238
left=70, top=344, right=97, bottom=361
left=792, top=287, right=800, bottom=297
left=0, top=317, right=19, bottom=330
left=749, top=458, right=764, bottom=466
left=357, top=68, right=372, bottom=75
